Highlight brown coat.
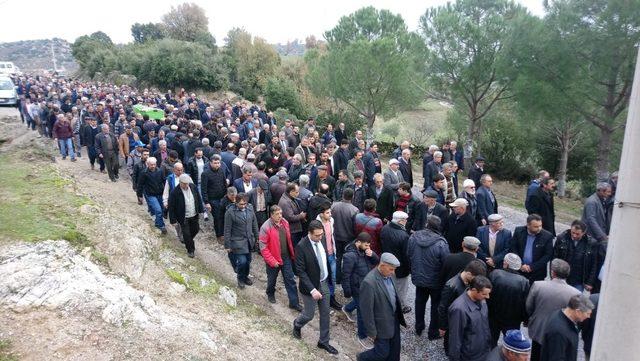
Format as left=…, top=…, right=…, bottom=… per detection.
left=118, top=132, right=139, bottom=158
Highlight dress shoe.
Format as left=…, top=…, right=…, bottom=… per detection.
left=289, top=304, right=303, bottom=312
left=243, top=278, right=253, bottom=286
left=237, top=280, right=245, bottom=289
left=317, top=342, right=338, bottom=355
left=187, top=251, right=194, bottom=258
left=329, top=296, right=342, bottom=310
left=267, top=294, right=276, bottom=304
left=292, top=321, right=301, bottom=339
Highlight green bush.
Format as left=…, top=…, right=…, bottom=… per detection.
left=264, top=77, right=305, bottom=118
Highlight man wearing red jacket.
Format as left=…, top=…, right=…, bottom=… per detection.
left=259, top=205, right=302, bottom=311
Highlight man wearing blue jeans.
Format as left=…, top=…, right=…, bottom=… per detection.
left=136, top=157, right=167, bottom=234
left=341, top=232, right=379, bottom=349
left=52, top=113, right=76, bottom=162
left=224, top=193, right=259, bottom=289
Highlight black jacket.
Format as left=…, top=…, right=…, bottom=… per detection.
left=407, top=228, right=450, bottom=289
left=168, top=183, right=204, bottom=224
left=185, top=155, right=209, bottom=186
left=443, top=212, right=478, bottom=253
left=308, top=194, right=332, bottom=222
left=131, top=161, right=147, bottom=191
left=341, top=242, right=379, bottom=298
left=333, top=148, right=350, bottom=171
left=408, top=201, right=449, bottom=233
left=137, top=168, right=164, bottom=197
left=553, top=230, right=598, bottom=287
left=201, top=164, right=227, bottom=202
left=467, top=165, right=485, bottom=189
left=380, top=222, right=410, bottom=278
left=541, top=310, right=579, bottom=361
left=438, top=274, right=467, bottom=330
left=510, top=226, right=554, bottom=282
left=439, top=252, right=477, bottom=287
left=487, top=269, right=530, bottom=327
left=367, top=185, right=395, bottom=223
left=295, top=236, right=333, bottom=296
left=527, top=187, right=556, bottom=236
left=399, top=158, right=413, bottom=187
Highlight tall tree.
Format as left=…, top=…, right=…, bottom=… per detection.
left=131, top=23, right=165, bottom=44
left=419, top=0, right=529, bottom=168
left=306, top=7, right=423, bottom=144
left=161, top=2, right=215, bottom=47
left=71, top=32, right=114, bottom=68
left=540, top=0, right=640, bottom=181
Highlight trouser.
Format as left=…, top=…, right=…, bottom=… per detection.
left=210, top=199, right=224, bottom=237
left=35, top=117, right=45, bottom=136
left=415, top=286, right=441, bottom=338
left=265, top=257, right=299, bottom=307
left=345, top=295, right=367, bottom=339
left=103, top=153, right=119, bottom=180
left=357, top=320, right=401, bottom=361
left=291, top=232, right=303, bottom=246
left=335, top=240, right=348, bottom=284
left=58, top=138, right=76, bottom=160
left=255, top=210, right=268, bottom=228
left=295, top=280, right=331, bottom=344
left=73, top=133, right=82, bottom=156
left=229, top=252, right=252, bottom=282
left=531, top=340, right=542, bottom=361
left=25, top=115, right=35, bottom=130
left=181, top=215, right=200, bottom=253
left=394, top=276, right=409, bottom=308
left=144, top=194, right=165, bottom=229
left=327, top=254, right=337, bottom=295
left=489, top=319, right=520, bottom=347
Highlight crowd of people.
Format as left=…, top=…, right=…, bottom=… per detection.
left=12, top=73, right=619, bottom=361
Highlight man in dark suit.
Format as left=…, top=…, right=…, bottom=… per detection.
left=439, top=236, right=480, bottom=286
left=334, top=139, right=350, bottom=172
left=399, top=149, right=414, bottom=188
left=467, top=155, right=486, bottom=188
left=168, top=174, right=204, bottom=258
left=408, top=190, right=449, bottom=233
left=526, top=177, right=556, bottom=236
left=357, top=253, right=407, bottom=361
left=367, top=174, right=395, bottom=223
left=511, top=214, right=554, bottom=284
left=233, top=167, right=258, bottom=194
left=293, top=220, right=338, bottom=355
left=476, top=174, right=498, bottom=226
left=94, top=123, right=120, bottom=181
left=443, top=198, right=478, bottom=254
left=476, top=214, right=512, bottom=270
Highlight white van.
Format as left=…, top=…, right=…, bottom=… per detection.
left=0, top=76, right=17, bottom=106
left=0, top=62, right=19, bottom=75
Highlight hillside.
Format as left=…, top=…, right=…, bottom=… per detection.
left=0, top=38, right=78, bottom=73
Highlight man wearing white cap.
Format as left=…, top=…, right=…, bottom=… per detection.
left=383, top=159, right=404, bottom=190
left=443, top=198, right=478, bottom=253
left=380, top=211, right=412, bottom=313
left=460, top=179, right=480, bottom=225
left=357, top=253, right=407, bottom=361
left=487, top=253, right=530, bottom=347
left=168, top=174, right=204, bottom=258
left=477, top=214, right=513, bottom=269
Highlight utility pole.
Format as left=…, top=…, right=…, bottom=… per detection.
left=590, top=48, right=640, bottom=359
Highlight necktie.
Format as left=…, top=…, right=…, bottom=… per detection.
left=313, top=241, right=327, bottom=281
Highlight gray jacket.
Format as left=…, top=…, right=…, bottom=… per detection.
left=581, top=193, right=608, bottom=242
left=383, top=169, right=404, bottom=190
left=331, top=201, right=359, bottom=243
left=525, top=278, right=581, bottom=343
left=359, top=268, right=406, bottom=339
left=448, top=292, right=492, bottom=361
left=223, top=203, right=259, bottom=254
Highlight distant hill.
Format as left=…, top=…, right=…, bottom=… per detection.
left=272, top=39, right=305, bottom=57
left=0, top=38, right=78, bottom=73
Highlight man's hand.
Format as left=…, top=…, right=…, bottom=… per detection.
left=137, top=197, right=143, bottom=205
left=481, top=219, right=487, bottom=226
left=486, top=258, right=495, bottom=268
left=520, top=265, right=532, bottom=273
left=439, top=329, right=446, bottom=337
left=225, top=248, right=232, bottom=253
left=585, top=285, right=593, bottom=292
left=205, top=204, right=212, bottom=212
left=300, top=211, right=307, bottom=219
left=365, top=249, right=373, bottom=257
left=311, top=289, right=323, bottom=300
left=99, top=154, right=104, bottom=158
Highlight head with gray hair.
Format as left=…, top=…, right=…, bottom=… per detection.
left=202, top=138, right=210, bottom=146
left=434, top=151, right=443, bottom=159
left=565, top=294, right=595, bottom=322
left=550, top=258, right=571, bottom=280
left=503, top=253, right=522, bottom=271
left=299, top=174, right=310, bottom=187
left=426, top=215, right=441, bottom=232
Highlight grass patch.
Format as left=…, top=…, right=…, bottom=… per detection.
left=165, top=268, right=220, bottom=296
left=0, top=154, right=92, bottom=243
left=0, top=339, right=17, bottom=361
left=91, top=250, right=109, bottom=267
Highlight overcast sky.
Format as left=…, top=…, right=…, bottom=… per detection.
left=0, top=0, right=546, bottom=45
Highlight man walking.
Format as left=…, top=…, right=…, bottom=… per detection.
left=553, top=220, right=598, bottom=292
left=356, top=253, right=407, bottom=361
left=511, top=214, right=554, bottom=283
left=95, top=124, right=119, bottom=182
left=380, top=211, right=411, bottom=313
left=581, top=182, right=612, bottom=242
left=293, top=220, right=338, bottom=355
left=448, top=275, right=493, bottom=361
left=224, top=193, right=259, bottom=289
left=526, top=177, right=556, bottom=236
left=259, top=205, right=301, bottom=310
left=136, top=157, right=167, bottom=234
left=541, top=295, right=594, bottom=361
left=168, top=174, right=204, bottom=258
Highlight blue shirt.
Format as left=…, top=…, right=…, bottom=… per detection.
left=523, top=233, right=536, bottom=265
left=383, top=276, right=396, bottom=312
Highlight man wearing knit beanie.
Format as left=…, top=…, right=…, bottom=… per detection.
left=485, top=329, right=531, bottom=361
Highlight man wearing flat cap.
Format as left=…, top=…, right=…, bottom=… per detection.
left=168, top=174, right=204, bottom=258
left=357, top=253, right=406, bottom=361
left=477, top=214, right=513, bottom=270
